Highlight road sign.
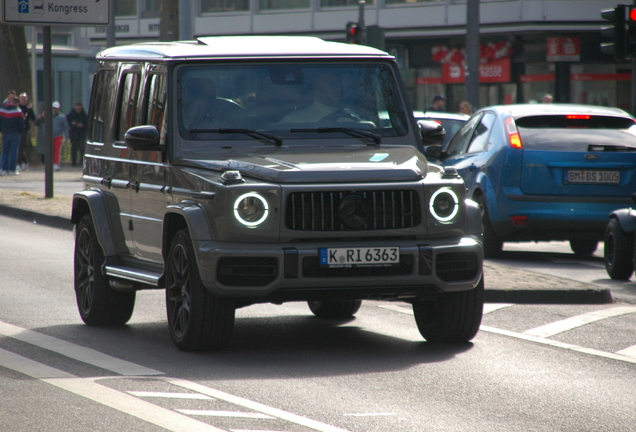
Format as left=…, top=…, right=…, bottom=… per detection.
left=2, top=0, right=110, bottom=26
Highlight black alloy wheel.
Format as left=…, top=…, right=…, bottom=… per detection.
left=165, top=229, right=235, bottom=351
left=74, top=215, right=135, bottom=326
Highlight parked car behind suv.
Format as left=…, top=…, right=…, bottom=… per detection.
left=423, top=103, right=636, bottom=257
left=72, top=36, right=484, bottom=351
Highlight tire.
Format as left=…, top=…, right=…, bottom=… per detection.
left=74, top=215, right=135, bottom=326
left=413, top=277, right=484, bottom=343
left=307, top=300, right=362, bottom=318
left=570, top=239, right=598, bottom=256
left=476, top=196, right=503, bottom=258
left=604, top=218, right=635, bottom=280
left=165, top=229, right=235, bottom=351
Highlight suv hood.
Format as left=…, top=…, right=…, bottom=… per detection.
left=181, top=146, right=428, bottom=183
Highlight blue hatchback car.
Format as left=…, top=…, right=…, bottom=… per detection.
left=424, top=103, right=636, bottom=257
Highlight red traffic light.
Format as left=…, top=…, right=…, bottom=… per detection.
left=630, top=7, right=636, bottom=21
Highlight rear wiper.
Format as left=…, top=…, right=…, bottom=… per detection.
left=291, top=128, right=381, bottom=145
left=588, top=144, right=636, bottom=152
left=190, top=128, right=282, bottom=146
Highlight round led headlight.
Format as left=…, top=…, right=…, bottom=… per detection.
left=429, top=188, right=459, bottom=223
left=234, top=193, right=269, bottom=226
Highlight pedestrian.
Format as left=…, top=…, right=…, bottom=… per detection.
left=2, top=90, right=17, bottom=107
left=541, top=93, right=553, bottom=103
left=428, top=95, right=446, bottom=112
left=51, top=101, right=69, bottom=171
left=0, top=96, right=26, bottom=176
left=458, top=100, right=473, bottom=115
left=66, top=101, right=87, bottom=167
left=18, top=92, right=36, bottom=171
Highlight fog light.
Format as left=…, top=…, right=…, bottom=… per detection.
left=234, top=193, right=269, bottom=226
left=430, top=188, right=459, bottom=222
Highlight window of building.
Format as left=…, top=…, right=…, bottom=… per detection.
left=202, top=0, right=249, bottom=12
left=141, top=0, right=161, bottom=18
left=260, top=0, right=310, bottom=10
left=36, top=33, right=71, bottom=46
left=116, top=0, right=137, bottom=16
left=386, top=0, right=440, bottom=5
left=321, top=0, right=374, bottom=6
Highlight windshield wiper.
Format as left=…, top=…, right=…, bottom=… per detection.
left=190, top=128, right=282, bottom=146
left=291, top=128, right=381, bottom=145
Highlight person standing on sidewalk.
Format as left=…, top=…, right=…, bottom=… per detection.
left=52, top=101, right=69, bottom=171
left=66, top=101, right=87, bottom=167
left=0, top=96, right=26, bottom=176
left=18, top=92, right=36, bottom=171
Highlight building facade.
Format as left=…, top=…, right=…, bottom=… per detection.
left=76, top=0, right=629, bottom=113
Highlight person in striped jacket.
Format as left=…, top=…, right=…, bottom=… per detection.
left=0, top=96, right=25, bottom=176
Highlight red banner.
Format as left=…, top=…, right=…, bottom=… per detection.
left=546, top=37, right=580, bottom=62
left=441, top=57, right=511, bottom=84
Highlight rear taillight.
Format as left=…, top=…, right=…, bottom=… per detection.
left=504, top=117, right=522, bottom=149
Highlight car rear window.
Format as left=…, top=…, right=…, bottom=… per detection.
left=516, top=115, right=636, bottom=151
left=515, top=115, right=635, bottom=129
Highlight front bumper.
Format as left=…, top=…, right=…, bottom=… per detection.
left=194, top=236, right=483, bottom=301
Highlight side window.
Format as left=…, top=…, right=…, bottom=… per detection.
left=87, top=69, right=116, bottom=143
left=145, top=74, right=168, bottom=144
left=445, top=114, right=482, bottom=158
left=466, top=112, right=496, bottom=154
left=116, top=72, right=142, bottom=142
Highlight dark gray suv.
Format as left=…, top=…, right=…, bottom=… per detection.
left=72, top=36, right=484, bottom=351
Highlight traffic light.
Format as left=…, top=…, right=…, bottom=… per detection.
left=627, top=6, right=636, bottom=56
left=600, top=5, right=627, bottom=60
left=346, top=22, right=360, bottom=44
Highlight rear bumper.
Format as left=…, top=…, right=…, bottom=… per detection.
left=193, top=237, right=483, bottom=301
left=490, top=193, right=632, bottom=241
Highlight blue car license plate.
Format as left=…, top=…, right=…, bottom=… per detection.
left=563, top=170, right=620, bottom=185
left=319, top=247, right=399, bottom=267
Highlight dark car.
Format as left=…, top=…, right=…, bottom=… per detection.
left=71, top=36, right=484, bottom=351
left=413, top=111, right=469, bottom=146
left=423, top=103, right=636, bottom=257
left=604, top=195, right=636, bottom=280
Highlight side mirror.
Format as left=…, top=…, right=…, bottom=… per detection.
left=418, top=120, right=446, bottom=147
left=125, top=125, right=163, bottom=151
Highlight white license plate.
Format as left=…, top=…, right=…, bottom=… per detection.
left=563, top=170, right=620, bottom=185
left=319, top=247, right=400, bottom=267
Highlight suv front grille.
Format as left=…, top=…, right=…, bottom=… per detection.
left=285, top=190, right=421, bottom=231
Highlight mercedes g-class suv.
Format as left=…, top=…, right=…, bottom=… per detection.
left=72, top=36, right=484, bottom=351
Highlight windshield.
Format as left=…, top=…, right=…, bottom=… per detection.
left=176, top=62, right=409, bottom=150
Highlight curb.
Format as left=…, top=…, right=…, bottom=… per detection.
left=0, top=204, right=73, bottom=232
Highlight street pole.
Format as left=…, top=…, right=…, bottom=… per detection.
left=106, top=0, right=116, bottom=47
left=466, top=0, right=480, bottom=109
left=43, top=27, right=53, bottom=199
left=180, top=0, right=193, bottom=40
left=358, top=0, right=366, bottom=46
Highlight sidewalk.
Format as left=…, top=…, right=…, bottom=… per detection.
left=0, top=163, right=616, bottom=304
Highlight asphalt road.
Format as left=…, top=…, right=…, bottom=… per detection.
left=1, top=215, right=636, bottom=432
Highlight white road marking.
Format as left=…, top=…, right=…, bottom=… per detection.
left=0, top=348, right=224, bottom=432
left=616, top=345, right=636, bottom=358
left=178, top=410, right=273, bottom=418
left=522, top=306, right=636, bottom=338
left=0, top=322, right=353, bottom=432
left=129, top=391, right=213, bottom=399
left=483, top=303, right=514, bottom=314
left=161, top=377, right=353, bottom=432
left=481, top=326, right=636, bottom=365
left=0, top=320, right=161, bottom=376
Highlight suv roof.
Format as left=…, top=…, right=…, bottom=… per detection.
left=98, top=36, right=394, bottom=61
